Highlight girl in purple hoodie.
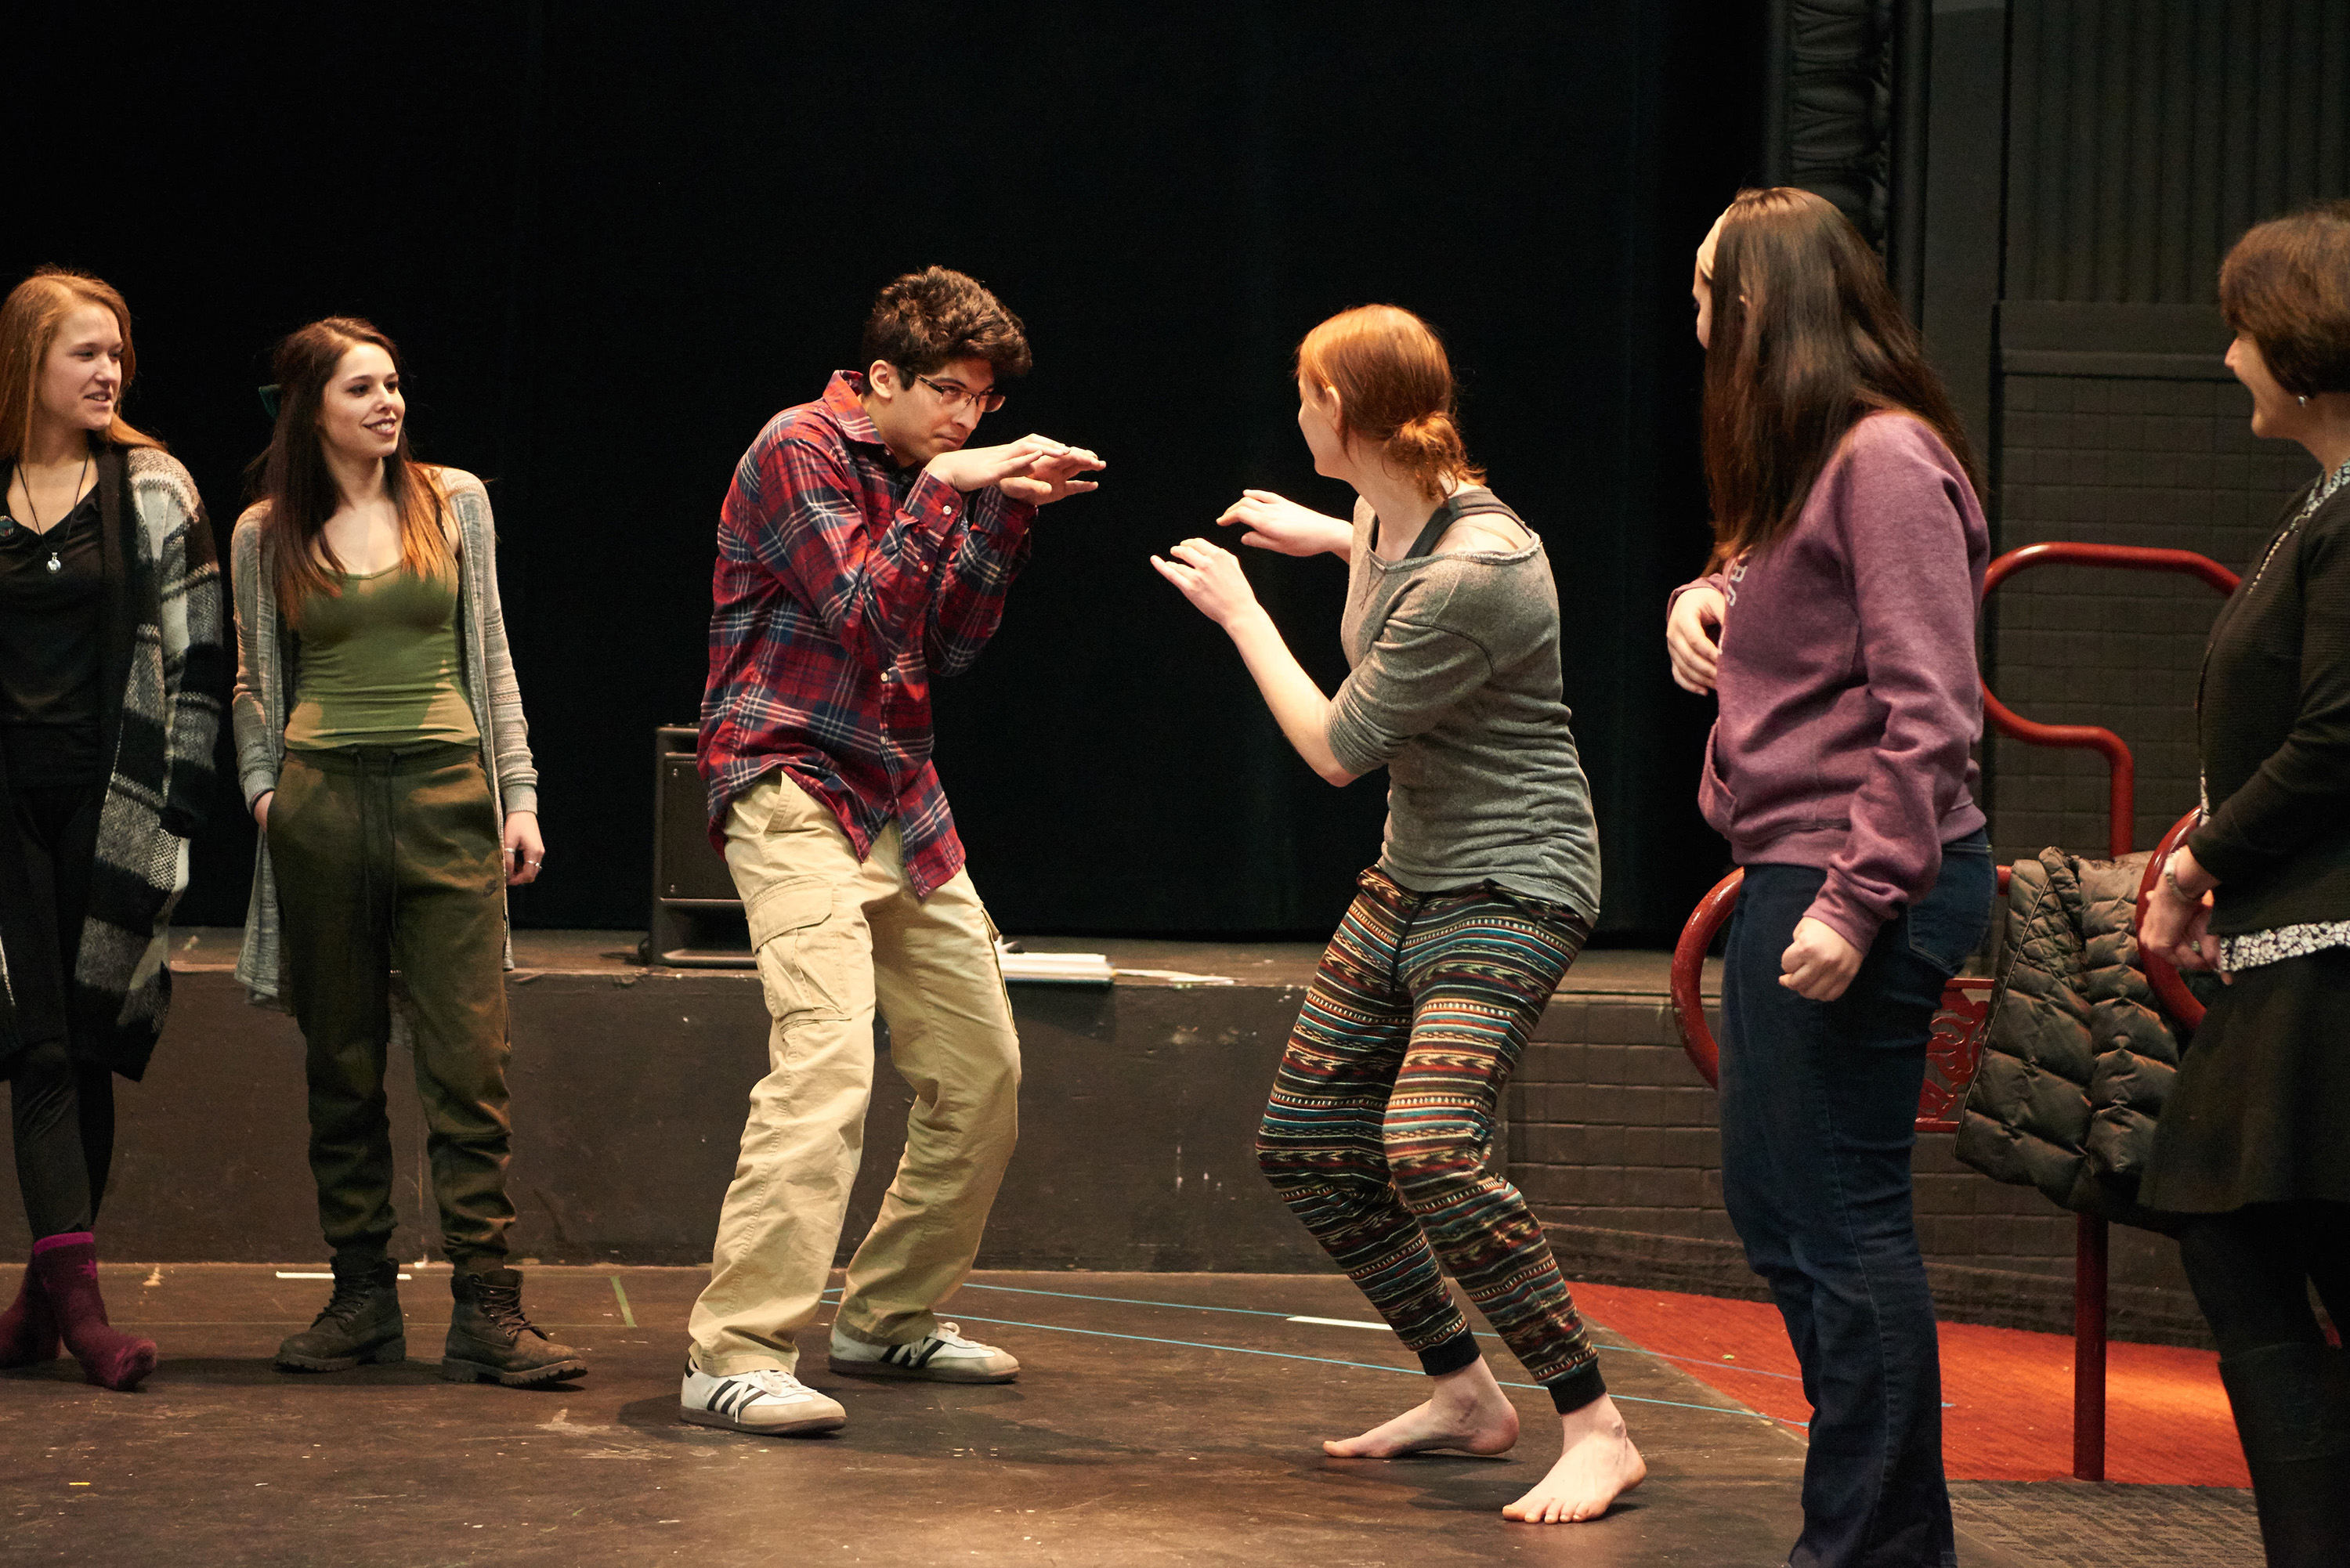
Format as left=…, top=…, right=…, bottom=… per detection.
left=1665, top=188, right=1990, bottom=1568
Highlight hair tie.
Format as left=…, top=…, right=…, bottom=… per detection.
left=258, top=385, right=281, bottom=421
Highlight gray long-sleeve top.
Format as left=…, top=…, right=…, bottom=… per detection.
left=1325, top=490, right=1602, bottom=922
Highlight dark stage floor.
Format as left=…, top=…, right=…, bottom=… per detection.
left=2, top=1266, right=2246, bottom=1566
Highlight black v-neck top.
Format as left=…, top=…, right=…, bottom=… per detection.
left=0, top=476, right=107, bottom=786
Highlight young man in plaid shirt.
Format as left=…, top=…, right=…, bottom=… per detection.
left=681, top=268, right=1103, bottom=1436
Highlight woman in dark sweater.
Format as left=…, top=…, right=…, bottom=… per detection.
left=1665, top=189, right=1990, bottom=1568
left=0, top=269, right=224, bottom=1391
left=2141, top=201, right=2350, bottom=1568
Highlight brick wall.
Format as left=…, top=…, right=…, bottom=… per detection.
left=1509, top=985, right=2208, bottom=1346
left=1985, top=374, right=2310, bottom=863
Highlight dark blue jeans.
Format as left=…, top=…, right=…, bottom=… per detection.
left=1719, top=832, right=1992, bottom=1568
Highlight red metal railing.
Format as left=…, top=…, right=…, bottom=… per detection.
left=1979, top=545, right=2241, bottom=861
left=1668, top=540, right=2236, bottom=1483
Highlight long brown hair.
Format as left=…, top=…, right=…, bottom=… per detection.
left=1296, top=305, right=1485, bottom=500
left=0, top=268, right=164, bottom=461
left=1701, top=188, right=1979, bottom=564
left=255, top=316, right=450, bottom=622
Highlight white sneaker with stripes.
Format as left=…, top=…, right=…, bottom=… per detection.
left=678, top=1363, right=847, bottom=1435
left=828, top=1321, right=1019, bottom=1383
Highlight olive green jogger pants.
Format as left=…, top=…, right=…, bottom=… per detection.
left=269, top=742, right=515, bottom=1270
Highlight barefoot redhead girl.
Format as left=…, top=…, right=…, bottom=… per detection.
left=1155, top=305, right=1643, bottom=1526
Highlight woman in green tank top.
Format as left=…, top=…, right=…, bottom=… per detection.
left=230, top=317, right=583, bottom=1390
left=280, top=557, right=480, bottom=751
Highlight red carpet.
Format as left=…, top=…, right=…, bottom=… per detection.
left=1571, top=1281, right=2249, bottom=1487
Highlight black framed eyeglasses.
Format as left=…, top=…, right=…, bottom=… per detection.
left=914, top=374, right=1005, bottom=414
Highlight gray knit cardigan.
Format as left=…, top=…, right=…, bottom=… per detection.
left=0, top=446, right=226, bottom=1079
left=229, top=467, right=537, bottom=1006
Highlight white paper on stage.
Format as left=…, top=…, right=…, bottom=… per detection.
left=991, top=941, right=1234, bottom=987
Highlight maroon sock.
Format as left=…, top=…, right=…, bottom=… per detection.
left=31, top=1234, right=155, bottom=1391
left=0, top=1259, right=59, bottom=1367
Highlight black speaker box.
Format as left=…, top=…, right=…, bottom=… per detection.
left=647, top=726, right=754, bottom=966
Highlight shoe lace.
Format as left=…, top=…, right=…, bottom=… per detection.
left=312, top=1275, right=385, bottom=1328
left=933, top=1323, right=978, bottom=1348
left=739, top=1368, right=808, bottom=1400
left=468, top=1277, right=538, bottom=1337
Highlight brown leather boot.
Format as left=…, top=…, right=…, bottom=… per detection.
left=443, top=1267, right=586, bottom=1387
left=31, top=1234, right=155, bottom=1391
left=274, top=1254, right=404, bottom=1372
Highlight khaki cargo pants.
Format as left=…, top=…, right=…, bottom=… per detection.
left=687, top=772, right=1021, bottom=1375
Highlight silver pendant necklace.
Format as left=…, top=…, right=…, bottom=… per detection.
left=9, top=449, right=91, bottom=573
left=2246, top=453, right=2350, bottom=595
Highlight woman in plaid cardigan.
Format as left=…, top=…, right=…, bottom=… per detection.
left=0, top=269, right=225, bottom=1392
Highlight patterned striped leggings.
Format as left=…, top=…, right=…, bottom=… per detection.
left=1257, top=867, right=1604, bottom=1412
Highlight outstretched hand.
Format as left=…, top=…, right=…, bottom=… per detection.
left=927, top=434, right=1102, bottom=504
left=1216, top=490, right=1352, bottom=558
left=1151, top=537, right=1264, bottom=630
left=926, top=434, right=1059, bottom=493
left=1000, top=440, right=1105, bottom=505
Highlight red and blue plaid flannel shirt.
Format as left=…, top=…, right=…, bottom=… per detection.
left=699, top=371, right=1036, bottom=898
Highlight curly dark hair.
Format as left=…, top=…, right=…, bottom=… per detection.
left=861, top=266, right=1032, bottom=383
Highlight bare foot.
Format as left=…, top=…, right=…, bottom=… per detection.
left=1321, top=1356, right=1520, bottom=1458
left=1502, top=1394, right=1647, bottom=1523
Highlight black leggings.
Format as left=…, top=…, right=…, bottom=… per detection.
left=4, top=782, right=114, bottom=1239
left=12, top=1038, right=113, bottom=1237
left=2176, top=1201, right=2350, bottom=1358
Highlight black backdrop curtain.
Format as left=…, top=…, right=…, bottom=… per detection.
left=4, top=2, right=1759, bottom=941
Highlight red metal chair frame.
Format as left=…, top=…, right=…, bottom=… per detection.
left=1667, top=542, right=2236, bottom=1482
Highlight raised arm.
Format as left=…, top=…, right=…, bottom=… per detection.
left=1323, top=612, right=1494, bottom=783
left=736, top=432, right=967, bottom=673
left=924, top=486, right=1038, bottom=677
left=924, top=439, right=1103, bottom=676
left=1216, top=490, right=1355, bottom=563
left=1152, top=537, right=1356, bottom=785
